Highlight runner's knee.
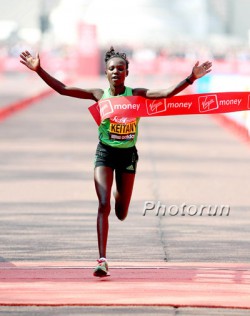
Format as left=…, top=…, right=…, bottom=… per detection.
left=115, top=205, right=128, bottom=221
left=98, top=200, right=111, bottom=217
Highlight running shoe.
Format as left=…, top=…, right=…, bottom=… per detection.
left=93, top=258, right=110, bottom=277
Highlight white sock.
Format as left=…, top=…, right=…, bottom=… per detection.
left=99, top=257, right=107, bottom=261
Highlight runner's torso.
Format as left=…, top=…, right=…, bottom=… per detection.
left=98, top=87, right=140, bottom=148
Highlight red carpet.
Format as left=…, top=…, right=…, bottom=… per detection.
left=0, top=262, right=249, bottom=308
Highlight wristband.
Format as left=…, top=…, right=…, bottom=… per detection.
left=186, top=77, right=194, bottom=85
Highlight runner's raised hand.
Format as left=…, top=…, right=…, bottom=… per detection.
left=192, top=61, right=212, bottom=79
left=20, top=51, right=40, bottom=72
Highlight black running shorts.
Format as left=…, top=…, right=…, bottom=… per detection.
left=94, top=142, right=139, bottom=174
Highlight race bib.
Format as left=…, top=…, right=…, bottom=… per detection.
left=109, top=116, right=137, bottom=141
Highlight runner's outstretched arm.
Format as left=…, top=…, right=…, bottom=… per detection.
left=20, top=50, right=103, bottom=101
left=133, top=60, right=212, bottom=99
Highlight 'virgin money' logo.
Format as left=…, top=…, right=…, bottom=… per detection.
left=248, top=95, right=250, bottom=109
left=146, top=99, right=167, bottom=115
left=99, top=100, right=114, bottom=118
left=198, top=95, right=218, bottom=113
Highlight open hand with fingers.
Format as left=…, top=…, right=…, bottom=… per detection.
left=20, top=51, right=40, bottom=72
left=192, top=61, right=212, bottom=79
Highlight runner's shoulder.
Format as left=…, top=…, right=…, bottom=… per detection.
left=132, top=88, right=148, bottom=97
left=91, top=88, right=104, bottom=101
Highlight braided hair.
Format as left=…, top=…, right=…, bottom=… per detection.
left=105, top=46, right=129, bottom=70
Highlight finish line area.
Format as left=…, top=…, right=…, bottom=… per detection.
left=0, top=76, right=250, bottom=315
left=1, top=261, right=250, bottom=308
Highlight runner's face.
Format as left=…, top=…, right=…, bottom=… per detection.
left=106, top=58, right=128, bottom=87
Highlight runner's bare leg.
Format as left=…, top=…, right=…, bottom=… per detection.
left=94, top=166, right=113, bottom=258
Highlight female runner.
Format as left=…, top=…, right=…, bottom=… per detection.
left=20, top=47, right=212, bottom=277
